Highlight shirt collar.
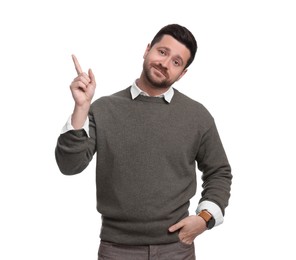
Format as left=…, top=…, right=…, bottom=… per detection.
left=130, top=81, right=174, bottom=103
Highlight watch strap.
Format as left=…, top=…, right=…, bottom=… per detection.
left=198, top=210, right=212, bottom=222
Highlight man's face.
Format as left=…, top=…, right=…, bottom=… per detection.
left=142, top=35, right=191, bottom=89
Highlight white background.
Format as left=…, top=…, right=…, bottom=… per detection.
left=1, top=0, right=295, bottom=259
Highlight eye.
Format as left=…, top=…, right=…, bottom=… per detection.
left=173, top=60, right=180, bottom=66
left=159, top=49, right=166, bottom=56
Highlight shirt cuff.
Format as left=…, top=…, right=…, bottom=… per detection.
left=196, top=200, right=224, bottom=227
left=61, top=115, right=90, bottom=137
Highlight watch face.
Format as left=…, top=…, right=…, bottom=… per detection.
left=207, top=218, right=215, bottom=229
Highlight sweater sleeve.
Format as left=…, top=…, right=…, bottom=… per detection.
left=196, top=121, right=232, bottom=215
left=55, top=112, right=96, bottom=175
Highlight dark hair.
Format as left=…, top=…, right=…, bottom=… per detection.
left=150, top=24, right=198, bottom=69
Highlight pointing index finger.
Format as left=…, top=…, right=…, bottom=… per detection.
left=72, top=54, right=83, bottom=75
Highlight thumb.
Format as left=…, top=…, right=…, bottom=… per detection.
left=88, top=68, right=96, bottom=85
left=168, top=220, right=185, bottom=233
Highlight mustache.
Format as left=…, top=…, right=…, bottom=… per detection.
left=151, top=64, right=168, bottom=78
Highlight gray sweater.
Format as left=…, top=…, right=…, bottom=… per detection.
left=55, top=87, right=232, bottom=245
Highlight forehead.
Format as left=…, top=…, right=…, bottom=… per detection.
left=152, top=35, right=191, bottom=62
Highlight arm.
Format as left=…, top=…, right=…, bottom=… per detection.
left=55, top=55, right=97, bottom=175
left=55, top=126, right=96, bottom=175
left=196, top=122, right=232, bottom=216
left=169, top=121, right=232, bottom=244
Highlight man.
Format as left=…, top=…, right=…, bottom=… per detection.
left=55, top=24, right=232, bottom=259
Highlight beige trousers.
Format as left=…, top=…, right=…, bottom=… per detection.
left=98, top=240, right=196, bottom=260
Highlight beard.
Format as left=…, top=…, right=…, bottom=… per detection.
left=143, top=61, right=173, bottom=89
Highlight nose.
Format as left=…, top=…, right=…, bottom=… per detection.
left=160, top=57, right=170, bottom=68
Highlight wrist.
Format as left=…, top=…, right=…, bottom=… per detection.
left=197, top=210, right=215, bottom=230
left=71, top=104, right=90, bottom=129
left=196, top=201, right=224, bottom=227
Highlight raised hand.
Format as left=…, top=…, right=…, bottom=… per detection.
left=70, top=55, right=96, bottom=129
left=70, top=54, right=96, bottom=107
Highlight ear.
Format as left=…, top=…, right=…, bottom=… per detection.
left=143, top=44, right=151, bottom=59
left=177, top=69, right=188, bottom=81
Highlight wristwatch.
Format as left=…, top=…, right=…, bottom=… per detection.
left=197, top=210, right=215, bottom=229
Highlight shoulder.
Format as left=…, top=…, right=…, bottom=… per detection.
left=173, top=89, right=214, bottom=121
left=91, top=87, right=131, bottom=108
